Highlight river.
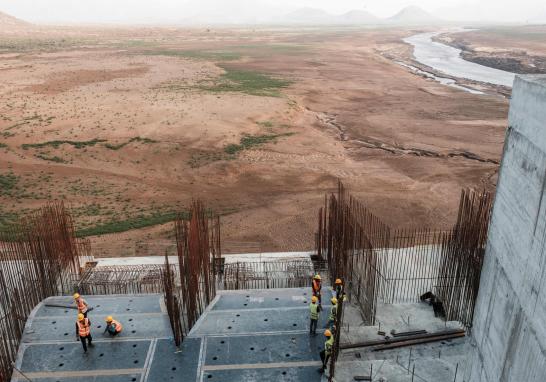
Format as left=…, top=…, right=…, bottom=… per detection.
left=404, top=31, right=516, bottom=88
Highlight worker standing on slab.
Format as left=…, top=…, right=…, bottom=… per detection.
left=309, top=296, right=320, bottom=335
left=334, top=278, right=345, bottom=300
left=104, top=316, right=123, bottom=337
left=312, top=274, right=322, bottom=306
left=319, top=329, right=334, bottom=373
left=326, top=297, right=338, bottom=329
left=73, top=293, right=89, bottom=318
left=76, top=313, right=93, bottom=352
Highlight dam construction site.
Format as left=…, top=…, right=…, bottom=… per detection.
left=1, top=2, right=546, bottom=381
left=0, top=75, right=545, bottom=381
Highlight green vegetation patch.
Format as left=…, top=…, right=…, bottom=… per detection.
left=104, top=137, right=158, bottom=150
left=75, top=211, right=186, bottom=237
left=0, top=172, right=19, bottom=196
left=0, top=142, right=8, bottom=149
left=188, top=151, right=229, bottom=168
left=200, top=67, right=291, bottom=97
left=0, top=37, right=94, bottom=52
left=35, top=154, right=66, bottom=163
left=143, top=49, right=241, bottom=61
left=22, top=138, right=106, bottom=150
left=224, top=133, right=294, bottom=155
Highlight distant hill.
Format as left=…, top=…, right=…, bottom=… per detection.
left=281, top=7, right=337, bottom=25
left=0, top=11, right=30, bottom=28
left=386, top=5, right=440, bottom=25
left=338, top=10, right=381, bottom=24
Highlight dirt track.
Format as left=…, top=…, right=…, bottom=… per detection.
left=0, top=26, right=511, bottom=255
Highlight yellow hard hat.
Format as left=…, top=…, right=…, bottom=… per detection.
left=335, top=279, right=342, bottom=285
left=78, top=313, right=85, bottom=321
left=311, top=296, right=318, bottom=303
left=313, top=274, right=321, bottom=280
left=331, top=297, right=338, bottom=304
left=106, top=316, right=113, bottom=322
left=73, top=293, right=80, bottom=299
left=324, top=329, right=332, bottom=337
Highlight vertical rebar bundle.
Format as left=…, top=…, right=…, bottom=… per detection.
left=317, top=182, right=493, bottom=327
left=435, top=189, right=494, bottom=327
left=0, top=202, right=81, bottom=382
left=162, top=201, right=221, bottom=342
left=317, top=181, right=390, bottom=326
left=162, top=254, right=183, bottom=347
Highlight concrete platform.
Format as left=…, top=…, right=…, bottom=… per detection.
left=12, top=294, right=180, bottom=382
left=189, top=287, right=334, bottom=381
left=12, top=288, right=334, bottom=382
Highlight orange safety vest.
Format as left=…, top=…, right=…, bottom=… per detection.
left=76, top=298, right=88, bottom=313
left=110, top=320, right=123, bottom=333
left=77, top=318, right=90, bottom=337
left=312, top=280, right=321, bottom=294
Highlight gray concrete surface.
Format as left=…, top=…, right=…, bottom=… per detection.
left=465, top=75, right=546, bottom=381
left=12, top=288, right=335, bottom=382
left=335, top=301, right=468, bottom=382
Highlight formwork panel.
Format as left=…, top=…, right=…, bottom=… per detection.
left=205, top=333, right=322, bottom=365
left=203, top=366, right=323, bottom=381
left=25, top=315, right=171, bottom=342
left=146, top=338, right=201, bottom=382
left=19, top=340, right=151, bottom=373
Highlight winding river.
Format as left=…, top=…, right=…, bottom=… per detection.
left=404, top=31, right=516, bottom=88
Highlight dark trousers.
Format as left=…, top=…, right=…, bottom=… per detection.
left=310, top=319, right=318, bottom=334
left=320, top=350, right=330, bottom=368
left=107, top=329, right=120, bottom=336
left=80, top=335, right=92, bottom=352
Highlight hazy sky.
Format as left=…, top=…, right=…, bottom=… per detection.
left=1, top=0, right=545, bottom=24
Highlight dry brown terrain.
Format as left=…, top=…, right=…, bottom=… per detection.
left=0, top=22, right=511, bottom=255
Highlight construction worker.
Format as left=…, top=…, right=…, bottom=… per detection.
left=73, top=293, right=89, bottom=318
left=76, top=313, right=93, bottom=352
left=319, top=329, right=334, bottom=373
left=309, top=296, right=320, bottom=335
left=104, top=316, right=123, bottom=336
left=334, top=278, right=345, bottom=300
left=312, top=274, right=322, bottom=305
left=326, top=297, right=338, bottom=329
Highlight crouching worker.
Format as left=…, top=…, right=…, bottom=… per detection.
left=104, top=316, right=123, bottom=336
left=76, top=313, right=93, bottom=352
left=319, top=329, right=334, bottom=373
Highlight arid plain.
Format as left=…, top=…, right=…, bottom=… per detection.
left=2, top=21, right=535, bottom=255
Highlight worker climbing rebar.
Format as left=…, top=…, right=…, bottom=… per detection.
left=319, top=329, right=334, bottom=374
left=334, top=278, right=345, bottom=300
left=76, top=313, right=93, bottom=353
left=326, top=297, right=338, bottom=329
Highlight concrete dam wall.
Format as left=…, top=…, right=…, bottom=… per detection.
left=466, top=75, right=546, bottom=381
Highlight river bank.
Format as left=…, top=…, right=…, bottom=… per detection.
left=434, top=26, right=546, bottom=75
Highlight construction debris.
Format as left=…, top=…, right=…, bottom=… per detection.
left=340, top=329, right=466, bottom=350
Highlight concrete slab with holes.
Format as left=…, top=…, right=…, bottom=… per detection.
left=12, top=288, right=334, bottom=382
left=188, top=288, right=334, bottom=382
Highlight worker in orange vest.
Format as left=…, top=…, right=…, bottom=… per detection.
left=312, top=274, right=322, bottom=306
left=104, top=316, right=123, bottom=337
left=76, top=313, right=93, bottom=352
left=73, top=293, right=89, bottom=318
